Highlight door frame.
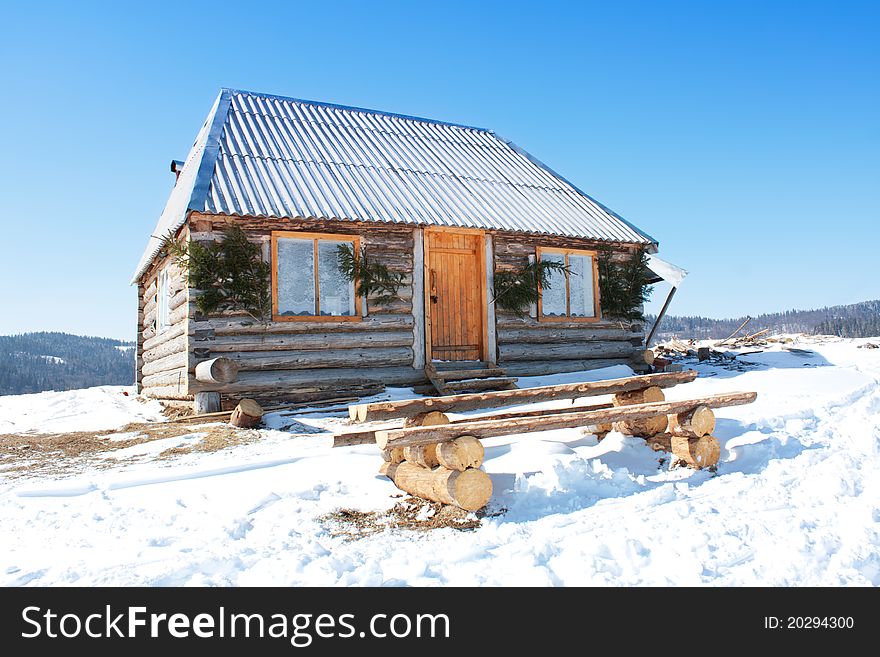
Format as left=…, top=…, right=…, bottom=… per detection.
left=423, top=226, right=489, bottom=364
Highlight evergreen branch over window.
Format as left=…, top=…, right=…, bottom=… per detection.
left=492, top=259, right=570, bottom=315
left=336, top=244, right=405, bottom=305
left=161, top=226, right=271, bottom=322
left=596, top=245, right=653, bottom=321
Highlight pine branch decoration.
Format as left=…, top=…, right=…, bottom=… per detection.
left=160, top=226, right=271, bottom=322
left=336, top=244, right=405, bottom=305
left=492, top=259, right=570, bottom=315
left=596, top=245, right=653, bottom=321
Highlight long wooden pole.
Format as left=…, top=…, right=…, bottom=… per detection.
left=333, top=401, right=614, bottom=447
left=375, top=391, right=757, bottom=449
left=349, top=370, right=697, bottom=422
left=645, top=286, right=677, bottom=348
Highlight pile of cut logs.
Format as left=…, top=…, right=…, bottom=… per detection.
left=339, top=371, right=757, bottom=512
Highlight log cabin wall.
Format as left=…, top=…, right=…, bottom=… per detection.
left=137, top=243, right=191, bottom=400
left=185, top=213, right=424, bottom=407
left=492, top=234, right=646, bottom=377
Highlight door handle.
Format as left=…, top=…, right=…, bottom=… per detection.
left=430, top=269, right=438, bottom=303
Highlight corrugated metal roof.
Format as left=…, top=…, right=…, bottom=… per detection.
left=133, top=88, right=656, bottom=282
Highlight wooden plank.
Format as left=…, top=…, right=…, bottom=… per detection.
left=350, top=370, right=698, bottom=422
left=484, top=234, right=496, bottom=363
left=411, top=227, right=426, bottom=369
left=375, top=391, right=758, bottom=448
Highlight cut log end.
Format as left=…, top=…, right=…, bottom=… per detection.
left=668, top=404, right=715, bottom=437
left=643, top=349, right=656, bottom=365
left=613, top=386, right=667, bottom=436
left=403, top=443, right=439, bottom=469
left=194, top=357, right=239, bottom=384
left=230, top=398, right=264, bottom=428
left=436, top=436, right=484, bottom=471
left=380, top=446, right=405, bottom=463
left=671, top=434, right=720, bottom=469
left=404, top=411, right=450, bottom=428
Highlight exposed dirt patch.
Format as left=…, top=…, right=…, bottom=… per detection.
left=0, top=421, right=264, bottom=480
left=321, top=497, right=503, bottom=540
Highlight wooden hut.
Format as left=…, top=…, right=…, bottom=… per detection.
left=132, top=89, right=659, bottom=410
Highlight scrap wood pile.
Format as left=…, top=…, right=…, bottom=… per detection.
left=337, top=371, right=758, bottom=512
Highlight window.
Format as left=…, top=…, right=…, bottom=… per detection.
left=271, top=232, right=361, bottom=321
left=156, top=267, right=171, bottom=331
left=537, top=247, right=600, bottom=320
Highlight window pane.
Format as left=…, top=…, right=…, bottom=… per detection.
left=318, top=240, right=356, bottom=316
left=540, top=252, right=567, bottom=317
left=568, top=254, right=595, bottom=317
left=276, top=238, right=315, bottom=316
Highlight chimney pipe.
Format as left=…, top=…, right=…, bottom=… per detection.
left=170, top=160, right=185, bottom=183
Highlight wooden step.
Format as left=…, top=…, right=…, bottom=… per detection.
left=431, top=367, right=507, bottom=382
left=432, top=361, right=491, bottom=371
left=441, top=377, right=518, bottom=393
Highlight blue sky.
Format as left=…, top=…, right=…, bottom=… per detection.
left=1, top=1, right=877, bottom=340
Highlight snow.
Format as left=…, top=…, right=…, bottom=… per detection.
left=0, top=385, right=166, bottom=434
left=1, top=337, right=879, bottom=586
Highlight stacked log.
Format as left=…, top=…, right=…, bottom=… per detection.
left=612, top=386, right=668, bottom=436
left=667, top=404, right=715, bottom=437
left=379, top=435, right=491, bottom=511
left=379, top=462, right=493, bottom=512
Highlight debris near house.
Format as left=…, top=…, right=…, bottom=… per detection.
left=348, top=371, right=758, bottom=511
left=858, top=342, right=879, bottom=349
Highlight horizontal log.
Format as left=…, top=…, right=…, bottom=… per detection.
left=351, top=370, right=698, bottom=422
left=142, top=351, right=188, bottom=377
left=496, top=316, right=642, bottom=332
left=202, top=346, right=413, bottom=371
left=143, top=323, right=186, bottom=352
left=195, top=357, right=239, bottom=384
left=202, top=330, right=413, bottom=353
left=499, top=341, right=637, bottom=362
left=500, top=358, right=634, bottom=377
left=142, top=333, right=187, bottom=363
left=497, top=327, right=642, bottom=344
left=375, top=391, right=758, bottom=449
left=191, top=314, right=413, bottom=336
left=141, top=370, right=187, bottom=389
left=188, top=366, right=424, bottom=394
left=140, top=385, right=190, bottom=400
left=381, top=462, right=492, bottom=511
left=332, top=401, right=613, bottom=447
left=168, top=288, right=189, bottom=312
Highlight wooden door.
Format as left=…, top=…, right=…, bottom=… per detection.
left=426, top=230, right=485, bottom=362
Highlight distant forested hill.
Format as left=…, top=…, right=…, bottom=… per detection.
left=649, top=299, right=880, bottom=341
left=0, top=332, right=134, bottom=396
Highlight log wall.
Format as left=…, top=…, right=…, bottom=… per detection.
left=184, top=214, right=425, bottom=405
left=492, top=234, right=646, bottom=376
left=135, top=213, right=651, bottom=404
left=137, top=235, right=191, bottom=400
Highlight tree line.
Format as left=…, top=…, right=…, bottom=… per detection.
left=648, top=299, right=880, bottom=341
left=0, top=332, right=134, bottom=396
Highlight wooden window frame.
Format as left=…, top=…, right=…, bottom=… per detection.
left=536, top=246, right=601, bottom=322
left=271, top=231, right=362, bottom=322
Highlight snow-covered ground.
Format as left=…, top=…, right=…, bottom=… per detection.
left=1, top=336, right=878, bottom=586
